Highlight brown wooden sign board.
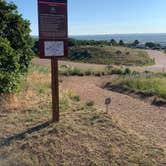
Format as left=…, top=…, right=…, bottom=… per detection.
left=38, top=0, right=68, bottom=59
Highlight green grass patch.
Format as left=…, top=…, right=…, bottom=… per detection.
left=69, top=46, right=155, bottom=66
left=113, top=72, right=166, bottom=99
left=29, top=63, right=50, bottom=74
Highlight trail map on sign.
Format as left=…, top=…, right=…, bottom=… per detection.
left=44, top=41, right=64, bottom=56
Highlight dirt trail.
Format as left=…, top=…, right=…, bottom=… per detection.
left=33, top=50, right=166, bottom=148
left=131, top=50, right=166, bottom=72
left=33, top=50, right=166, bottom=72
left=32, top=58, right=106, bottom=71
left=61, top=76, right=166, bottom=148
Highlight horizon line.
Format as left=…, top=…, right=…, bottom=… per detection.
left=70, top=32, right=166, bottom=36
left=31, top=32, right=166, bottom=36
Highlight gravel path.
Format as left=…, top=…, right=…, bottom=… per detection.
left=61, top=76, right=166, bottom=148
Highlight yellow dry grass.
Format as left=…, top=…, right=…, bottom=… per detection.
left=0, top=65, right=166, bottom=165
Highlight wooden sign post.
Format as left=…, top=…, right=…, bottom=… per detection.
left=51, top=58, right=59, bottom=122
left=38, top=0, right=68, bottom=122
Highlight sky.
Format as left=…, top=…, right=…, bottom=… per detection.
left=6, top=0, right=166, bottom=35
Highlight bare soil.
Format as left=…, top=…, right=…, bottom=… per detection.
left=60, top=76, right=166, bottom=148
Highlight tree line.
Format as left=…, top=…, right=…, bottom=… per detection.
left=68, top=38, right=165, bottom=49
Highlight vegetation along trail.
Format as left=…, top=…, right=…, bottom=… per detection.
left=33, top=50, right=166, bottom=72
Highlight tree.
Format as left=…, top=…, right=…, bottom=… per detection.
left=110, top=39, right=118, bottom=46
left=0, top=0, right=33, bottom=73
left=32, top=38, right=39, bottom=55
left=0, top=1, right=34, bottom=93
left=132, top=40, right=139, bottom=47
left=145, top=42, right=156, bottom=49
left=0, top=37, right=20, bottom=93
left=119, top=40, right=125, bottom=46
left=68, top=38, right=77, bottom=47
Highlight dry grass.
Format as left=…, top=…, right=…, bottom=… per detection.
left=112, top=73, right=166, bottom=99
left=1, top=106, right=166, bottom=166
left=69, top=46, right=154, bottom=66
left=0, top=65, right=166, bottom=166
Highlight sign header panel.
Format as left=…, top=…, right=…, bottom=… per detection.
left=38, top=0, right=68, bottom=58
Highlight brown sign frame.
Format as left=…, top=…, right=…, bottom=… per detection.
left=38, top=0, right=68, bottom=59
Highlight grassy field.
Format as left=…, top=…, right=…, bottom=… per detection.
left=0, top=65, right=166, bottom=165
left=112, top=72, right=166, bottom=99
left=69, top=46, right=155, bottom=66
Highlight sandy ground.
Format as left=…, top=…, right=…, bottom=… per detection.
left=33, top=50, right=166, bottom=148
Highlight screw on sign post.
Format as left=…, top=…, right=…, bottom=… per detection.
left=105, top=97, right=111, bottom=114
left=38, top=0, right=68, bottom=122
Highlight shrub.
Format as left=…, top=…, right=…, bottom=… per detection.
left=86, top=100, right=94, bottom=107
left=111, top=68, right=123, bottom=75
left=123, top=68, right=131, bottom=75
left=71, top=95, right=80, bottom=102
left=126, top=51, right=130, bottom=55
left=0, top=38, right=20, bottom=93
left=115, top=50, right=122, bottom=55
left=0, top=1, right=34, bottom=94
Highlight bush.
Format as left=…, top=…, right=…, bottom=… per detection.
left=126, top=51, right=130, bottom=55
left=71, top=95, right=80, bottom=102
left=123, top=68, right=131, bottom=75
left=0, top=1, right=34, bottom=94
left=111, top=68, right=123, bottom=75
left=0, top=38, right=20, bottom=93
left=86, top=100, right=94, bottom=107
left=115, top=50, right=122, bottom=55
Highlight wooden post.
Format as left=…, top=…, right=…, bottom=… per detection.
left=51, top=57, right=59, bottom=122
left=106, top=104, right=109, bottom=114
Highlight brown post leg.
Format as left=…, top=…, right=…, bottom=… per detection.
left=51, top=57, right=59, bottom=122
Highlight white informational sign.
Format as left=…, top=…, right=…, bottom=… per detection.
left=44, top=41, right=64, bottom=56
